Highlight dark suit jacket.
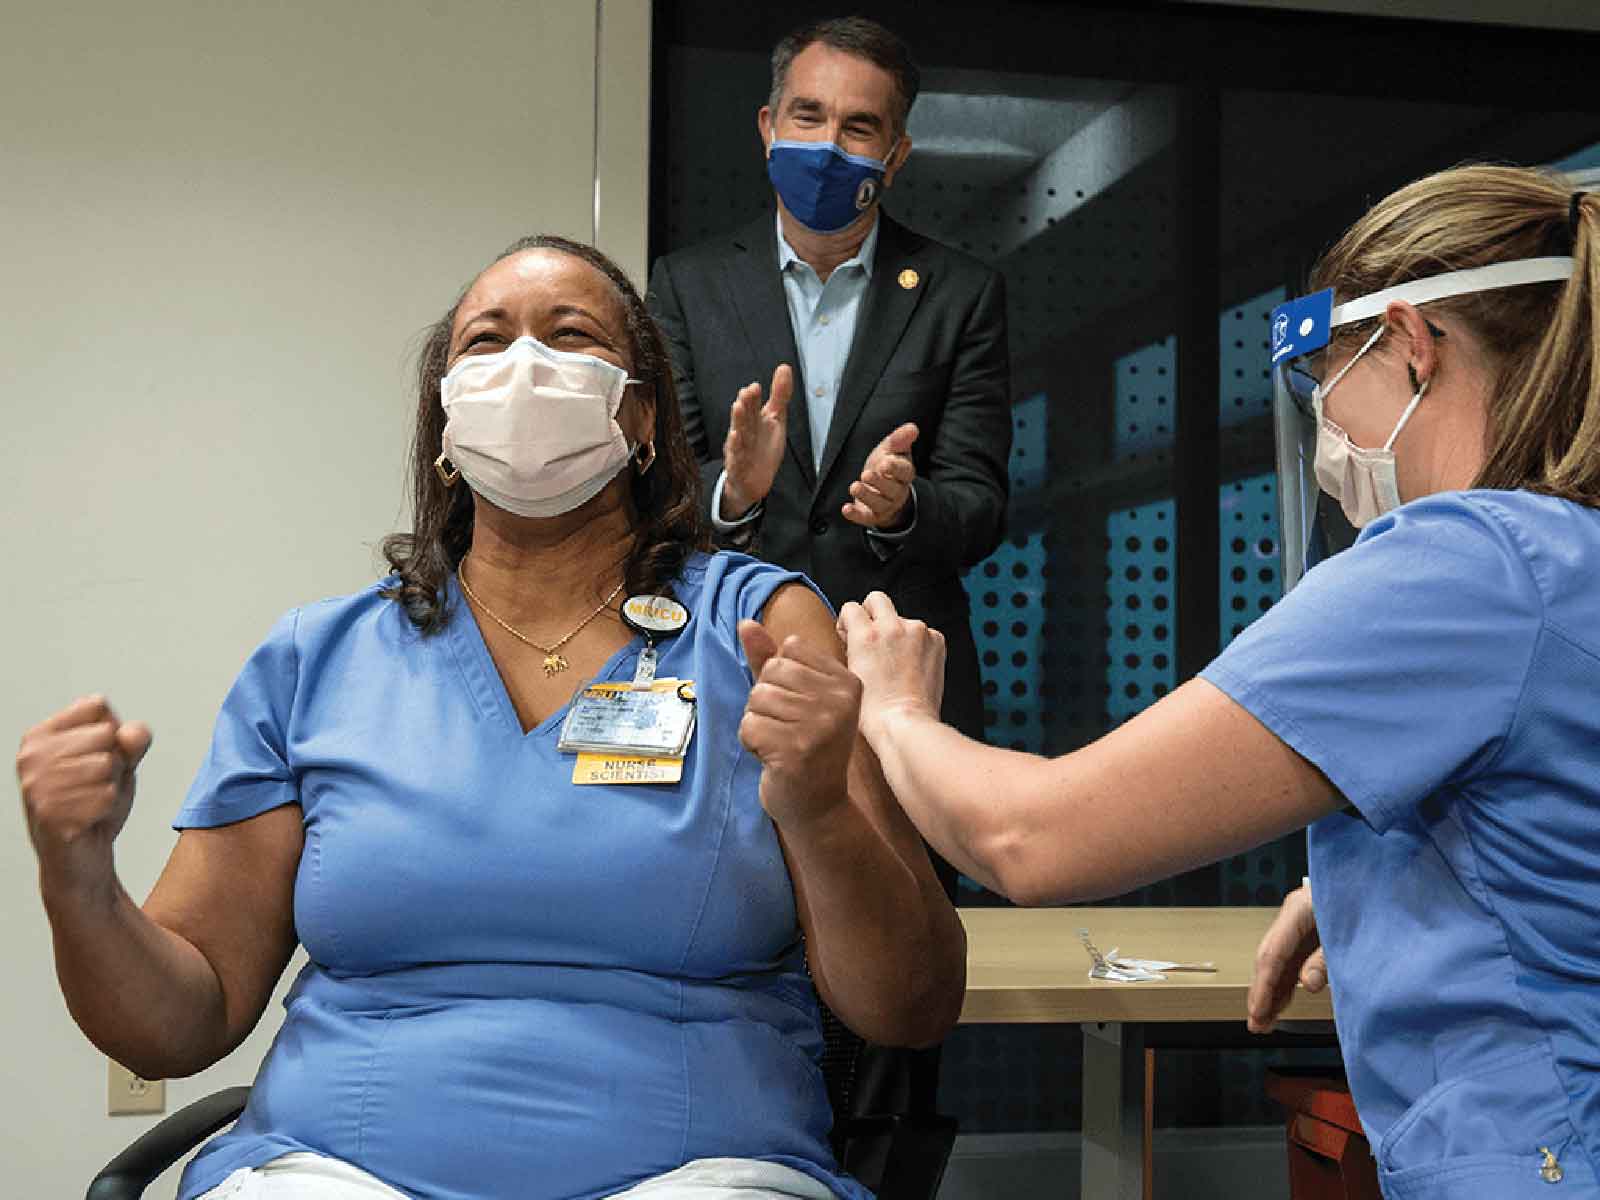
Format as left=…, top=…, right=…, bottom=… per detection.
left=647, top=211, right=1011, bottom=740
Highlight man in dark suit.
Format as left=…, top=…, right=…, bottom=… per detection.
left=647, top=16, right=1011, bottom=754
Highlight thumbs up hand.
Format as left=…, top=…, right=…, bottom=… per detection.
left=736, top=619, right=861, bottom=830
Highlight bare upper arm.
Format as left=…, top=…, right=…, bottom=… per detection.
left=1006, top=677, right=1342, bottom=904
left=143, top=803, right=303, bottom=1055
left=759, top=582, right=845, bottom=663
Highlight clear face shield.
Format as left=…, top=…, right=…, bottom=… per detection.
left=1268, top=256, right=1576, bottom=589
left=1270, top=288, right=1344, bottom=589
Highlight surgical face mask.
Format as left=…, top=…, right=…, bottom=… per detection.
left=767, top=138, right=896, bottom=234
left=438, top=335, right=637, bottom=519
left=1311, top=324, right=1429, bottom=528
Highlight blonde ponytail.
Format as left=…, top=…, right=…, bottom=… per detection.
left=1479, top=190, right=1600, bottom=501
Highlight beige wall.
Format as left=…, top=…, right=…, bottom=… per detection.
left=0, top=1, right=648, bottom=1195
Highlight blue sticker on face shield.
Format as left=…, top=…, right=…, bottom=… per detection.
left=1270, top=289, right=1335, bottom=363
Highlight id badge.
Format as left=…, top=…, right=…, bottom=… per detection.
left=558, top=680, right=697, bottom=758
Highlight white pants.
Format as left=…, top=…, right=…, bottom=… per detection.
left=198, top=1152, right=840, bottom=1199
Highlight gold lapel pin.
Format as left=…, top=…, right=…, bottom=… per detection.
left=898, top=268, right=920, bottom=290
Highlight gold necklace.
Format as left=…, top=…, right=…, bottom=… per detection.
left=458, top=559, right=625, bottom=677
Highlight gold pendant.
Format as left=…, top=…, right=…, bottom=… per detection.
left=1540, top=1148, right=1563, bottom=1183
left=542, top=653, right=569, bottom=677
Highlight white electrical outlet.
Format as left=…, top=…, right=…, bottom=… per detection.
left=108, top=1059, right=166, bottom=1116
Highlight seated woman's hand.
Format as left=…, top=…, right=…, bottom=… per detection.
left=737, top=620, right=860, bottom=830
left=836, top=591, right=946, bottom=745
left=1247, top=882, right=1327, bottom=1033
left=17, top=696, right=152, bottom=890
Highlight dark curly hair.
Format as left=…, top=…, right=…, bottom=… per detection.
left=381, top=235, right=710, bottom=633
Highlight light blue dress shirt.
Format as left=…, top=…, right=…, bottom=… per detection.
left=1202, top=491, right=1600, bottom=1198
left=779, top=212, right=878, bottom=472
left=711, top=214, right=915, bottom=546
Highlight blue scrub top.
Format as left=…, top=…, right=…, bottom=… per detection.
left=1203, top=491, right=1600, bottom=1198
left=171, top=551, right=871, bottom=1200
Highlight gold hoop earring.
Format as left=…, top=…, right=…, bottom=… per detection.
left=434, top=453, right=460, bottom=487
left=635, top=441, right=657, bottom=476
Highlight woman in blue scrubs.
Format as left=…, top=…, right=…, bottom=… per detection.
left=836, top=165, right=1600, bottom=1198
left=16, top=237, right=965, bottom=1200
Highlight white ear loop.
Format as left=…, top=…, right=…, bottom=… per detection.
left=1383, top=375, right=1430, bottom=452
left=1317, top=320, right=1431, bottom=452
left=1316, top=323, right=1387, bottom=407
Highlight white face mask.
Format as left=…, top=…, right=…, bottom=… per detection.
left=1311, top=324, right=1429, bottom=529
left=439, top=335, right=638, bottom=519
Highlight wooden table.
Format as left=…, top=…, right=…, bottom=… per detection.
left=958, top=906, right=1336, bottom=1200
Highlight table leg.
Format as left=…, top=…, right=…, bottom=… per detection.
left=1081, top=1021, right=1146, bottom=1200
left=1144, top=1048, right=1155, bottom=1200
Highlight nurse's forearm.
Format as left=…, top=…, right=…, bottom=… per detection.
left=866, top=709, right=1061, bottom=905
left=40, top=862, right=231, bottom=1079
left=775, top=760, right=967, bottom=1049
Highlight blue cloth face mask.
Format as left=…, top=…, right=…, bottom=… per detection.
left=767, top=138, right=894, bottom=234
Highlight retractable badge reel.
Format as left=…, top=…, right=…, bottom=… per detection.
left=558, top=595, right=696, bottom=784
left=620, top=594, right=691, bottom=693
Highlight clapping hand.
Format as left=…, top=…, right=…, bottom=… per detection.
left=841, top=423, right=918, bottom=530
left=720, top=364, right=793, bottom=520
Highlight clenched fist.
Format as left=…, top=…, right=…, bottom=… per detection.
left=736, top=620, right=859, bottom=829
left=17, top=696, right=152, bottom=884
left=836, top=591, right=946, bottom=745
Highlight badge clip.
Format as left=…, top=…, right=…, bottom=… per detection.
left=621, top=594, right=690, bottom=690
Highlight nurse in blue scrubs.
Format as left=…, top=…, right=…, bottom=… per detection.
left=837, top=165, right=1600, bottom=1199
left=16, top=236, right=965, bottom=1200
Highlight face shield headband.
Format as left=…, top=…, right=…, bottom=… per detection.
left=1268, top=255, right=1575, bottom=588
